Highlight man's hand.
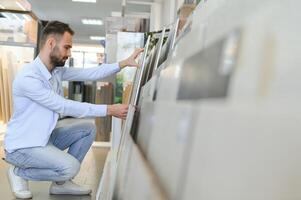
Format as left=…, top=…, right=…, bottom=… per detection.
left=107, top=104, right=129, bottom=120
left=119, top=48, right=144, bottom=69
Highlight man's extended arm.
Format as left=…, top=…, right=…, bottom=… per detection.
left=61, top=48, right=144, bottom=81
left=18, top=75, right=129, bottom=119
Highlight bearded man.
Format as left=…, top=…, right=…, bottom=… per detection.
left=4, top=21, right=143, bottom=199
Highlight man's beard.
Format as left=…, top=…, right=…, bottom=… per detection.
left=50, top=46, right=68, bottom=67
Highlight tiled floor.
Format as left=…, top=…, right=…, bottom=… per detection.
left=0, top=118, right=110, bottom=200
left=0, top=145, right=109, bottom=200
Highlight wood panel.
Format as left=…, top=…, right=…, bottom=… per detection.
left=2, top=67, right=10, bottom=122
left=95, top=83, right=114, bottom=141
left=0, top=53, right=16, bottom=123
left=0, top=59, right=3, bottom=122
left=0, top=92, right=2, bottom=121
left=122, top=83, right=133, bottom=105
left=0, top=58, right=8, bottom=123
left=7, top=54, right=14, bottom=119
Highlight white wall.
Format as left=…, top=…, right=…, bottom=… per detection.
left=150, top=1, right=162, bottom=31
left=150, top=0, right=182, bottom=31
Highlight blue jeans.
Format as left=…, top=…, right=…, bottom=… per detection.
left=5, top=122, right=96, bottom=181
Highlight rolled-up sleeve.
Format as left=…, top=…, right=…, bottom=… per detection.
left=61, top=63, right=121, bottom=81
left=18, top=75, right=107, bottom=118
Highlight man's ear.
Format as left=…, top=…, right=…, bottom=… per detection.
left=46, top=36, right=56, bottom=51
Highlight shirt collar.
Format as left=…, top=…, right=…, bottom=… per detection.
left=34, top=56, right=52, bottom=81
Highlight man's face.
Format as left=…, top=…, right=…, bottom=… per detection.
left=49, top=32, right=72, bottom=67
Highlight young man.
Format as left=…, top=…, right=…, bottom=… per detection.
left=4, top=21, right=143, bottom=199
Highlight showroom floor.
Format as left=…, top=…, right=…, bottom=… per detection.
left=0, top=145, right=109, bottom=200
left=0, top=118, right=109, bottom=200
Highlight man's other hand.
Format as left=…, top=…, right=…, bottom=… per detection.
left=107, top=104, right=129, bottom=119
left=119, top=48, right=144, bottom=69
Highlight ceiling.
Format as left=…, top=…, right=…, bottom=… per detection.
left=26, top=0, right=151, bottom=45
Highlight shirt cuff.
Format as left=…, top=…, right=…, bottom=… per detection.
left=93, top=104, right=107, bottom=117
left=112, top=62, right=122, bottom=72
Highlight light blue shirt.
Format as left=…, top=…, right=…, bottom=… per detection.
left=4, top=56, right=121, bottom=152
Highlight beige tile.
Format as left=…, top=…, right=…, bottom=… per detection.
left=0, top=145, right=108, bottom=200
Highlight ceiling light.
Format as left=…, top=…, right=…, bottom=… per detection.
left=16, top=2, right=27, bottom=11
left=72, top=0, right=96, bottom=3
left=90, top=36, right=105, bottom=41
left=0, top=3, right=5, bottom=9
left=82, top=19, right=103, bottom=25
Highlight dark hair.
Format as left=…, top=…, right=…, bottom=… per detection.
left=39, top=21, right=74, bottom=48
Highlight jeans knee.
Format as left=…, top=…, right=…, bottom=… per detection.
left=83, top=122, right=96, bottom=140
left=59, top=157, right=80, bottom=180
left=90, top=124, right=96, bottom=139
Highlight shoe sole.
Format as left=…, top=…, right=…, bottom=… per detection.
left=7, top=168, right=33, bottom=199
left=13, top=192, right=33, bottom=199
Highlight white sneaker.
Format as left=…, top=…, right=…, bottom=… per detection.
left=7, top=166, right=33, bottom=199
left=49, top=180, right=92, bottom=195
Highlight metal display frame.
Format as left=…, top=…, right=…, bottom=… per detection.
left=150, top=27, right=166, bottom=78
left=116, top=104, right=136, bottom=161
left=129, top=36, right=151, bottom=106
left=158, top=19, right=180, bottom=68
left=116, top=35, right=153, bottom=163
